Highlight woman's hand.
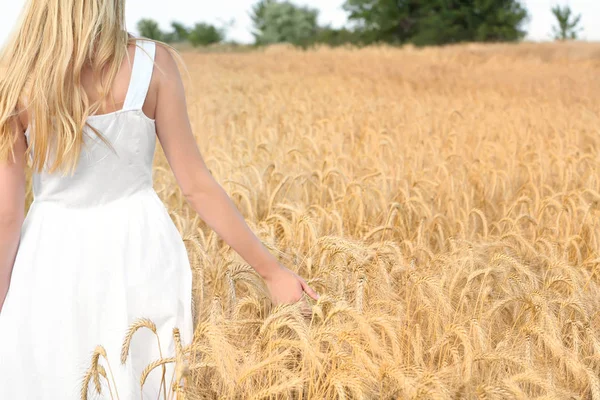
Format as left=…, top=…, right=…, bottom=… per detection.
left=263, top=263, right=320, bottom=308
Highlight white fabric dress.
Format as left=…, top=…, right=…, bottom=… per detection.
left=0, top=39, right=195, bottom=399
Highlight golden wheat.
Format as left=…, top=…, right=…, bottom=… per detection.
left=24, top=41, right=600, bottom=399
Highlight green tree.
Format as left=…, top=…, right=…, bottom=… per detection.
left=250, top=0, right=276, bottom=42
left=171, top=21, right=190, bottom=42
left=136, top=19, right=163, bottom=41
left=414, top=0, right=529, bottom=46
left=551, top=4, right=582, bottom=40
left=250, top=0, right=319, bottom=46
left=343, top=0, right=422, bottom=44
left=313, top=26, right=359, bottom=47
left=188, top=23, right=225, bottom=47
left=343, top=0, right=529, bottom=46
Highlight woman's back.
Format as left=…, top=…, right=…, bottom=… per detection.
left=27, top=39, right=159, bottom=207
left=79, top=40, right=159, bottom=122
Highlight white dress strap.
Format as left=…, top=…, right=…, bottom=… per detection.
left=123, top=39, right=156, bottom=111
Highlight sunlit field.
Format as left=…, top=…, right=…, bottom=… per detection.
left=26, top=42, right=600, bottom=399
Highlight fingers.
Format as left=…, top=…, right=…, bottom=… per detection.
left=299, top=277, right=320, bottom=301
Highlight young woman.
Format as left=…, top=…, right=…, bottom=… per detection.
left=0, top=0, right=319, bottom=398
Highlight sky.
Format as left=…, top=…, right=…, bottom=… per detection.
left=0, top=0, right=599, bottom=46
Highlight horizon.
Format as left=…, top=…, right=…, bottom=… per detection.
left=1, top=1, right=599, bottom=47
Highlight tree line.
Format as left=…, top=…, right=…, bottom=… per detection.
left=137, top=0, right=584, bottom=48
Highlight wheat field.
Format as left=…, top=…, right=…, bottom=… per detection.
left=32, top=42, right=600, bottom=399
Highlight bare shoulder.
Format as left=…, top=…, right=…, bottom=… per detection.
left=153, top=42, right=184, bottom=87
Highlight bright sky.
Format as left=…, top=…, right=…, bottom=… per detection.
left=1, top=0, right=599, bottom=46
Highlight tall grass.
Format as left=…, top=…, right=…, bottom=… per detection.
left=29, top=42, right=600, bottom=399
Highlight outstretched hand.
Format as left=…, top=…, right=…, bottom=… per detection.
left=263, top=263, right=320, bottom=314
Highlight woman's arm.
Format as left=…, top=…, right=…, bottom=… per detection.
left=153, top=45, right=319, bottom=305
left=0, top=116, right=27, bottom=312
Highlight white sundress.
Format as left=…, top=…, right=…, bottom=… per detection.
left=0, top=39, right=195, bottom=399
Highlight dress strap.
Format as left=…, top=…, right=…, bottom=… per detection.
left=123, top=39, right=156, bottom=111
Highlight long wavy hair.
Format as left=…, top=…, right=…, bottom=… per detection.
left=0, top=0, right=139, bottom=175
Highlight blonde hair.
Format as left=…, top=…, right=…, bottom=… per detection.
left=0, top=0, right=136, bottom=174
